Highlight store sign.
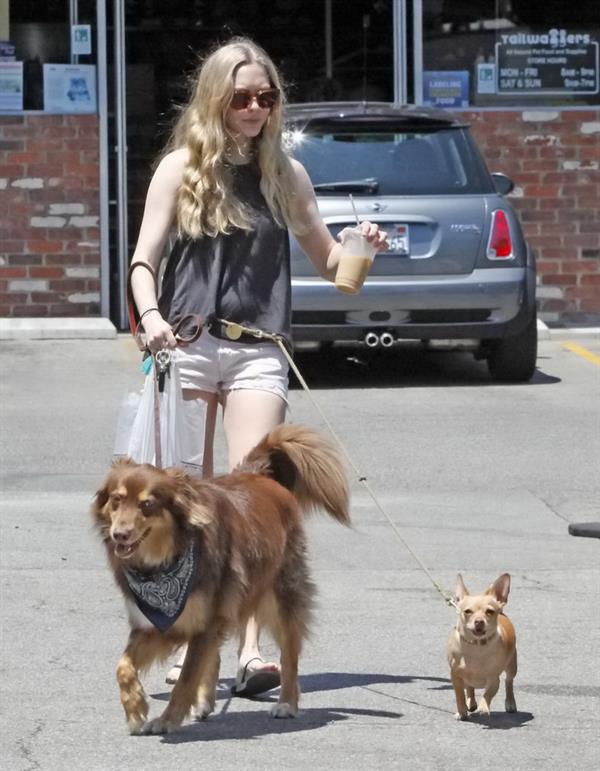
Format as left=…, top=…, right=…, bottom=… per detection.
left=0, top=41, right=16, bottom=61
left=71, top=24, right=92, bottom=56
left=477, top=63, right=496, bottom=95
left=423, top=71, right=469, bottom=108
left=43, top=64, right=97, bottom=113
left=0, top=62, right=23, bottom=110
left=495, top=28, right=599, bottom=95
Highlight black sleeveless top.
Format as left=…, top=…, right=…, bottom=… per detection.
left=158, top=162, right=291, bottom=345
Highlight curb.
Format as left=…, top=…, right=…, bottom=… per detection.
left=538, top=318, right=600, bottom=341
left=0, top=317, right=117, bottom=340
left=543, top=326, right=600, bottom=341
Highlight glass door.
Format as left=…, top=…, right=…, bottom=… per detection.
left=107, top=0, right=395, bottom=329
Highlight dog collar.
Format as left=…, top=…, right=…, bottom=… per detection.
left=123, top=541, right=197, bottom=632
left=459, top=631, right=497, bottom=646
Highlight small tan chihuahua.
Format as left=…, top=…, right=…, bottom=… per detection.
left=447, top=573, right=517, bottom=720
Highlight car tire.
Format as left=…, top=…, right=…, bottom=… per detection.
left=486, top=313, right=537, bottom=383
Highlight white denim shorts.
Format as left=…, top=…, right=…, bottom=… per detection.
left=173, top=330, right=289, bottom=403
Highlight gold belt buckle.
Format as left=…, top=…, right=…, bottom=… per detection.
left=225, top=322, right=243, bottom=341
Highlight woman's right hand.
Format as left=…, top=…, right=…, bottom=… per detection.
left=140, top=310, right=178, bottom=352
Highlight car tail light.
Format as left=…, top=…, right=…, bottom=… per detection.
left=486, top=210, right=514, bottom=260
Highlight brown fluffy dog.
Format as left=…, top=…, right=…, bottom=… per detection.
left=92, top=423, right=350, bottom=734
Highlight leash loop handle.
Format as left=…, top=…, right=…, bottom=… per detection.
left=127, top=261, right=204, bottom=351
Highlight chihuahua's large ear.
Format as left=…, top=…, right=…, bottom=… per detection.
left=455, top=573, right=469, bottom=601
left=486, top=573, right=511, bottom=607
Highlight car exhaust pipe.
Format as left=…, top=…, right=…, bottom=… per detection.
left=380, top=331, right=395, bottom=348
left=364, top=331, right=380, bottom=348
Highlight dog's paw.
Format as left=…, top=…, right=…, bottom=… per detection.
left=141, top=718, right=166, bottom=735
left=125, top=701, right=148, bottom=735
left=193, top=701, right=214, bottom=721
left=127, top=716, right=146, bottom=735
left=477, top=702, right=491, bottom=717
left=270, top=702, right=297, bottom=719
left=466, top=698, right=477, bottom=712
left=454, top=711, right=468, bottom=721
left=505, top=698, right=517, bottom=713
left=121, top=687, right=148, bottom=735
left=141, top=716, right=179, bottom=735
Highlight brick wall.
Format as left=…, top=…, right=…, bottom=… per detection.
left=463, top=109, right=600, bottom=325
left=0, top=114, right=100, bottom=317
left=1, top=110, right=599, bottom=324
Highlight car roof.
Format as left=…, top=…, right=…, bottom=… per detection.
left=285, top=101, right=469, bottom=129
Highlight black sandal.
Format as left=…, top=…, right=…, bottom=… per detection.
left=230, top=657, right=281, bottom=698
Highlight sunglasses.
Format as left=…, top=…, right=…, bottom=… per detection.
left=230, top=88, right=280, bottom=110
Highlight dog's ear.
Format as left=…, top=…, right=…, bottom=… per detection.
left=161, top=469, right=213, bottom=527
left=486, top=573, right=511, bottom=607
left=455, top=573, right=469, bottom=602
left=180, top=496, right=213, bottom=527
left=92, top=484, right=109, bottom=511
left=111, top=456, right=135, bottom=469
left=93, top=458, right=133, bottom=509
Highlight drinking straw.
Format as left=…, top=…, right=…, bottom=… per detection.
left=349, top=194, right=361, bottom=227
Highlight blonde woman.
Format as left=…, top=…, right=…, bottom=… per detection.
left=129, top=37, right=388, bottom=697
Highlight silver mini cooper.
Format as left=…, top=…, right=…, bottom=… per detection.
left=285, top=102, right=537, bottom=382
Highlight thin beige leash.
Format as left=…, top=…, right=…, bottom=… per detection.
left=217, top=319, right=458, bottom=610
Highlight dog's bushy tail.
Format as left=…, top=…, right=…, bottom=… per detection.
left=241, top=424, right=350, bottom=525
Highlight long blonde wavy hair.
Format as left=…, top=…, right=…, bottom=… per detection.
left=165, top=37, right=303, bottom=238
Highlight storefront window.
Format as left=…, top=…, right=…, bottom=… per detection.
left=422, top=0, right=600, bottom=108
left=0, top=0, right=97, bottom=112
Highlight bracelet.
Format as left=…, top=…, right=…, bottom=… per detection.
left=139, top=307, right=159, bottom=322
left=128, top=261, right=157, bottom=285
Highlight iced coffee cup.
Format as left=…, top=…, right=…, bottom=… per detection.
left=334, top=227, right=377, bottom=294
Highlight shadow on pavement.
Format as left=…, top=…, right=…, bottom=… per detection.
left=299, top=671, right=450, bottom=693
left=150, top=672, right=535, bottom=740
left=151, top=671, right=450, bottom=704
left=462, top=710, right=535, bottom=730
left=289, top=348, right=561, bottom=390
left=157, top=705, right=402, bottom=744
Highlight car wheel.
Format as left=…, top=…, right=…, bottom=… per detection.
left=486, top=313, right=537, bottom=383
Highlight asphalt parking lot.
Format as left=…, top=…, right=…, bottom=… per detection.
left=1, top=332, right=599, bottom=771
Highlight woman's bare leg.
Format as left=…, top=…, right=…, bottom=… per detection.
left=166, top=389, right=218, bottom=684
left=222, top=388, right=286, bottom=468
left=222, top=388, right=286, bottom=691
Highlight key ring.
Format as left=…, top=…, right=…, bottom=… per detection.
left=154, top=348, right=171, bottom=373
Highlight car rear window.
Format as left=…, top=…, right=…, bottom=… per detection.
left=285, top=125, right=492, bottom=196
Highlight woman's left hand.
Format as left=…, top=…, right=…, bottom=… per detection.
left=358, top=221, right=389, bottom=252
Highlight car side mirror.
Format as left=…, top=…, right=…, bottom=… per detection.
left=491, top=172, right=514, bottom=196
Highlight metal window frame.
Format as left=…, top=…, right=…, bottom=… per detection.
left=114, top=0, right=129, bottom=329
left=413, top=0, right=423, bottom=105
left=393, top=0, right=407, bottom=103
left=97, top=0, right=110, bottom=318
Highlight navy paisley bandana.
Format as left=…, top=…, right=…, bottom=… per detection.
left=122, top=541, right=197, bottom=632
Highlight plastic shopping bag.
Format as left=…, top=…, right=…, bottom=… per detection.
left=113, top=358, right=205, bottom=474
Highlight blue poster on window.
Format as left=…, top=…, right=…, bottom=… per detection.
left=423, top=71, right=470, bottom=108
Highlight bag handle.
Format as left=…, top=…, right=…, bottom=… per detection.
left=127, top=261, right=203, bottom=350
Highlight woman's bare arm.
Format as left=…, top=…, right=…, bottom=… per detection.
left=289, top=159, right=388, bottom=281
left=129, top=148, right=187, bottom=349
